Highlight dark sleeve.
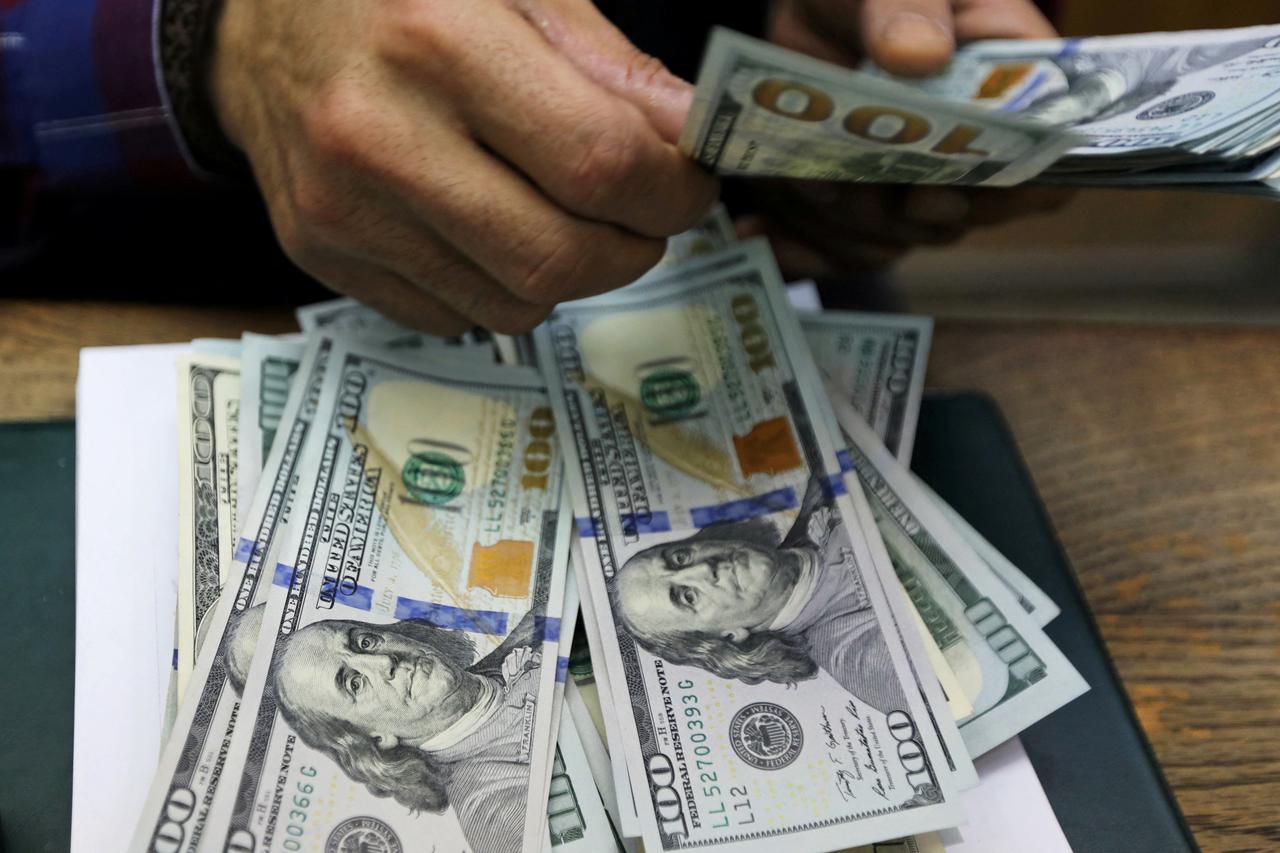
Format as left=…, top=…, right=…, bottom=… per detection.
left=158, top=0, right=252, bottom=180
left=0, top=0, right=265, bottom=286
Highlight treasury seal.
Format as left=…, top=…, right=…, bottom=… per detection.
left=729, top=703, right=803, bottom=770
left=1137, top=90, right=1215, bottom=120
left=325, top=816, right=403, bottom=853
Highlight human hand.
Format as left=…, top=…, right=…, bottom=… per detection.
left=735, top=181, right=1070, bottom=279
left=209, top=0, right=718, bottom=334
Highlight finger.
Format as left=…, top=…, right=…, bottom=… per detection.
left=385, top=0, right=717, bottom=238
left=963, top=186, right=1072, bottom=226
left=751, top=179, right=969, bottom=248
left=762, top=228, right=843, bottom=280
left=901, top=186, right=974, bottom=231
left=512, top=0, right=696, bottom=143
left=953, top=0, right=1057, bottom=41
left=860, top=0, right=956, bottom=77
left=767, top=0, right=864, bottom=67
left=303, top=255, right=476, bottom=336
left=311, top=192, right=560, bottom=335
left=364, top=113, right=670, bottom=307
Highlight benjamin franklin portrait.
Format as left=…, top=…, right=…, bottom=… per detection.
left=610, top=477, right=907, bottom=715
left=260, top=608, right=544, bottom=853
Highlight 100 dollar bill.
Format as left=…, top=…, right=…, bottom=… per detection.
left=204, top=341, right=572, bottom=853
left=800, top=312, right=931, bottom=466
left=237, top=334, right=305, bottom=528
left=535, top=239, right=968, bottom=852
left=176, top=353, right=241, bottom=696
left=821, top=382, right=1087, bottom=756
left=681, top=28, right=1076, bottom=187
left=135, top=337, right=333, bottom=851
left=801, top=314, right=1059, bottom=626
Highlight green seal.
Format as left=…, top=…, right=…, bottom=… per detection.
left=402, top=451, right=465, bottom=505
left=639, top=369, right=700, bottom=420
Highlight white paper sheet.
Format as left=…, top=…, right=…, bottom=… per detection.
left=73, top=344, right=186, bottom=853
left=944, top=737, right=1073, bottom=852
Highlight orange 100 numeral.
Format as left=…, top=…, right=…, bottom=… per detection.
left=753, top=79, right=990, bottom=157
left=521, top=406, right=556, bottom=490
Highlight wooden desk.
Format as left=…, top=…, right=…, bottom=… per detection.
left=3, top=301, right=1277, bottom=852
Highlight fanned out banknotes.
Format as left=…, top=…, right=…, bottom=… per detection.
left=131, top=203, right=1089, bottom=852
left=683, top=26, right=1280, bottom=195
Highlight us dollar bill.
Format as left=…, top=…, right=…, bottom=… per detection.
left=570, top=545, right=644, bottom=837
left=565, top=678, right=640, bottom=851
left=176, top=353, right=241, bottom=696
left=681, top=28, right=1077, bottom=187
left=903, top=26, right=1280, bottom=164
left=134, top=337, right=333, bottom=852
left=654, top=203, right=737, bottom=272
left=801, top=312, right=1058, bottom=627
left=818, top=381, right=1088, bottom=757
left=546, top=709, right=622, bottom=852
left=874, top=24, right=1280, bottom=193
left=800, top=312, right=931, bottom=466
left=539, top=565, right=583, bottom=827
left=237, top=334, right=306, bottom=529
left=203, top=341, right=572, bottom=853
left=192, top=338, right=243, bottom=358
left=295, top=297, right=496, bottom=363
left=296, top=297, right=404, bottom=332
left=534, top=238, right=970, bottom=852
left=914, top=478, right=1059, bottom=627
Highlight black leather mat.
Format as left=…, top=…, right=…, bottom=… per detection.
left=913, top=393, right=1198, bottom=853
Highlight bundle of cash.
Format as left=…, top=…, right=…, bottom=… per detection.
left=902, top=25, right=1280, bottom=193
left=681, top=29, right=1077, bottom=187
left=684, top=26, right=1280, bottom=195
left=123, top=210, right=1086, bottom=853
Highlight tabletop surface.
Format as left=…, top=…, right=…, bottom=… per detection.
left=2, top=299, right=1277, bottom=853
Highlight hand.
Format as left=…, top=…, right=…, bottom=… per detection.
left=743, top=0, right=1064, bottom=279
left=767, top=0, right=1056, bottom=77
left=210, top=0, right=718, bottom=334
left=735, top=181, right=1070, bottom=279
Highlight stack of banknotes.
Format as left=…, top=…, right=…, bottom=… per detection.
left=682, top=26, right=1280, bottom=195
left=132, top=205, right=1088, bottom=852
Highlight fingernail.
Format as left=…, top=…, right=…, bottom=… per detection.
left=882, top=12, right=953, bottom=54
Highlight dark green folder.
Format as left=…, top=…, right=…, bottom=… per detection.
left=0, top=396, right=1197, bottom=853
left=0, top=422, right=75, bottom=853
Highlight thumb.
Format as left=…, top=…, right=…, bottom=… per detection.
left=513, top=0, right=694, bottom=143
left=860, top=0, right=956, bottom=77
